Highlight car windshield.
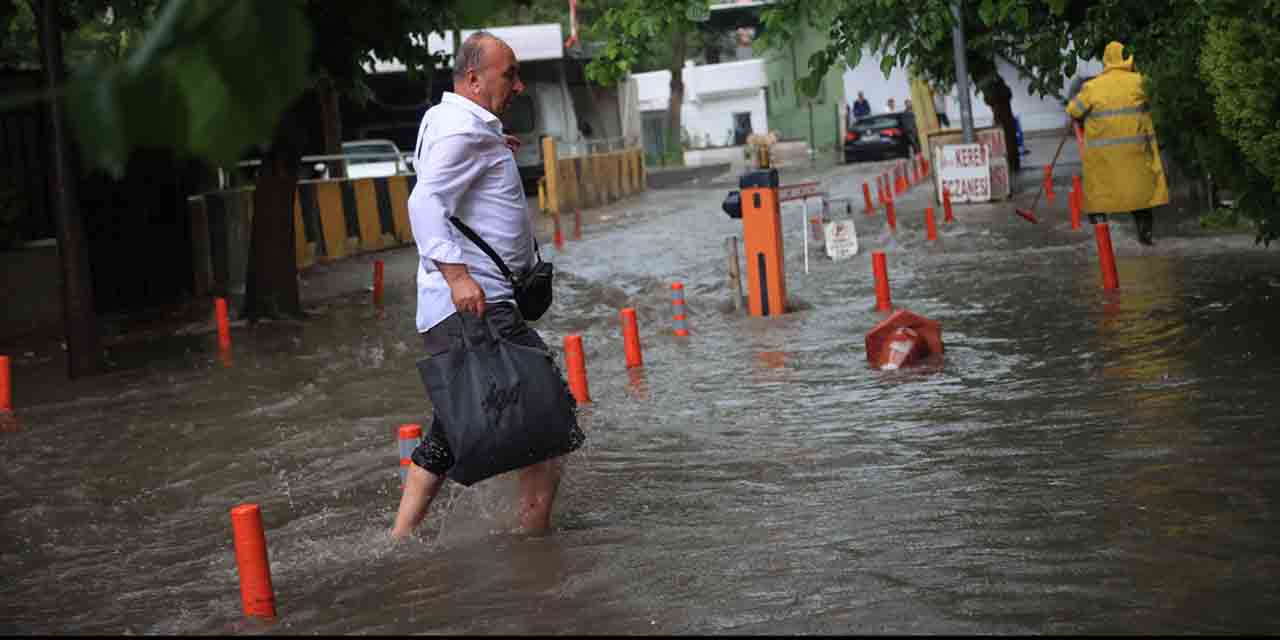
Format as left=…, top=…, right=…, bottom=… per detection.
left=501, top=95, right=536, bottom=134
left=343, top=142, right=399, bottom=164
left=851, top=115, right=901, bottom=130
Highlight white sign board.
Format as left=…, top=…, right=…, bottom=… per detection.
left=823, top=220, right=859, bottom=261
left=938, top=144, right=991, bottom=203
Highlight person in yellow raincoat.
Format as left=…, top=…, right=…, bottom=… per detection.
left=1066, top=41, right=1169, bottom=245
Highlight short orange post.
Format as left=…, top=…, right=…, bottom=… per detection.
left=0, top=355, right=11, bottom=415
left=574, top=209, right=583, bottom=241
left=1044, top=165, right=1056, bottom=205
left=925, top=207, right=938, bottom=241
left=872, top=251, right=892, bottom=312
left=620, top=307, right=643, bottom=368
left=373, top=260, right=384, bottom=308
left=230, top=503, right=276, bottom=619
left=397, top=424, right=422, bottom=489
left=215, top=297, right=232, bottom=350
left=1094, top=223, right=1120, bottom=291
left=942, top=187, right=954, bottom=223
left=553, top=212, right=564, bottom=250
left=563, top=334, right=591, bottom=404
left=885, top=200, right=897, bottom=232
left=862, top=182, right=873, bottom=214
left=670, top=282, right=690, bottom=336
left=1071, top=175, right=1083, bottom=231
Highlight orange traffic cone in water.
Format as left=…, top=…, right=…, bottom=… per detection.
left=865, top=309, right=944, bottom=370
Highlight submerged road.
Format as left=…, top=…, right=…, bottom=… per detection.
left=3, top=138, right=1280, bottom=634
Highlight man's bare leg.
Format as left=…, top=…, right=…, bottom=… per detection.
left=516, top=457, right=562, bottom=533
left=391, top=464, right=447, bottom=539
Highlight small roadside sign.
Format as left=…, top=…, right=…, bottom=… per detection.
left=824, top=220, right=859, bottom=261
left=938, top=143, right=991, bottom=203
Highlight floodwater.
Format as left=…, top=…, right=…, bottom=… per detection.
left=4, top=149, right=1280, bottom=634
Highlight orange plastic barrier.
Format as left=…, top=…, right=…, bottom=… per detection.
left=865, top=309, right=944, bottom=370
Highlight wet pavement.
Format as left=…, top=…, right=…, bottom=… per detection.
left=3, top=135, right=1280, bottom=634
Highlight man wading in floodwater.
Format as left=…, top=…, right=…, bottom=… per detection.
left=391, top=32, right=584, bottom=539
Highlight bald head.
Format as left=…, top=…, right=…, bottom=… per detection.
left=451, top=31, right=524, bottom=116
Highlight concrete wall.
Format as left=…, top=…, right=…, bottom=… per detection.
left=763, top=26, right=846, bottom=156
left=634, top=59, right=769, bottom=151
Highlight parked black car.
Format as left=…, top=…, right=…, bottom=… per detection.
left=844, top=113, right=915, bottom=163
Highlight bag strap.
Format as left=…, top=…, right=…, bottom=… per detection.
left=448, top=216, right=541, bottom=284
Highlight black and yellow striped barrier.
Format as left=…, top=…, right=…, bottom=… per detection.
left=188, top=174, right=416, bottom=298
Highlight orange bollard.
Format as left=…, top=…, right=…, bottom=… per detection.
left=0, top=355, right=10, bottom=415
left=230, top=503, right=276, bottom=619
left=885, top=200, right=897, bottom=232
left=896, top=171, right=907, bottom=195
left=872, top=250, right=892, bottom=312
left=553, top=212, right=564, bottom=250
left=215, top=297, right=232, bottom=350
left=397, top=424, right=422, bottom=489
left=1044, top=165, right=1056, bottom=205
left=865, top=309, right=944, bottom=370
left=670, top=282, right=691, bottom=336
left=574, top=209, right=582, bottom=241
left=620, top=307, right=643, bottom=368
left=925, top=207, right=938, bottom=241
left=862, top=182, right=873, bottom=214
left=739, top=169, right=788, bottom=317
left=373, top=260, right=384, bottom=308
left=563, top=334, right=591, bottom=404
left=1071, top=175, right=1083, bottom=231
left=1094, top=223, right=1120, bottom=291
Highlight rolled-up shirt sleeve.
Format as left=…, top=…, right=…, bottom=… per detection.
left=408, top=132, right=490, bottom=266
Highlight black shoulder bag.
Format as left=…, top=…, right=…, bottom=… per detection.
left=448, top=216, right=554, bottom=321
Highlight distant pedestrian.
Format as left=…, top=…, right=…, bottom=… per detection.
left=886, top=97, right=897, bottom=113
left=392, top=31, right=584, bottom=539
left=1065, top=41, right=1168, bottom=245
left=852, top=91, right=871, bottom=119
left=933, top=89, right=950, bottom=127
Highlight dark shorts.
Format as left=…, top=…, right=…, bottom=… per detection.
left=410, top=302, right=584, bottom=476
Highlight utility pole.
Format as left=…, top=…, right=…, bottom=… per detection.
left=37, top=0, right=102, bottom=378
left=950, top=0, right=975, bottom=143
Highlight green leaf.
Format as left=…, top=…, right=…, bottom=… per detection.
left=880, top=53, right=896, bottom=77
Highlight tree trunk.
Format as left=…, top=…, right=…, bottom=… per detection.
left=970, top=56, right=1020, bottom=174
left=36, top=0, right=101, bottom=378
left=243, top=99, right=308, bottom=321
left=317, top=75, right=346, bottom=179
left=665, top=25, right=688, bottom=167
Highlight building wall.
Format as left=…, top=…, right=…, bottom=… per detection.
left=762, top=27, right=846, bottom=156
left=633, top=59, right=769, bottom=158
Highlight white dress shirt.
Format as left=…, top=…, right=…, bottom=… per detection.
left=408, top=92, right=535, bottom=333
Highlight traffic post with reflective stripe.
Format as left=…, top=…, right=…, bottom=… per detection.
left=397, top=424, right=422, bottom=489
left=670, top=283, right=690, bottom=336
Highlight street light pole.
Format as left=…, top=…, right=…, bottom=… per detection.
left=950, top=0, right=975, bottom=143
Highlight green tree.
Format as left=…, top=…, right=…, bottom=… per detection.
left=582, top=0, right=711, bottom=166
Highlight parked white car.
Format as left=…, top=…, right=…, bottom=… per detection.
left=339, top=139, right=409, bottom=178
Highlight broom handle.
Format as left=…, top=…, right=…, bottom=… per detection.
left=1028, top=131, right=1071, bottom=211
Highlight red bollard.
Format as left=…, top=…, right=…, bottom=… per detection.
left=620, top=307, right=643, bottom=369
left=215, top=297, right=232, bottom=350
left=872, top=251, right=892, bottom=312
left=230, top=503, right=276, bottom=619
left=373, top=260, right=384, bottom=308
left=1071, top=175, right=1083, bottom=231
left=925, top=207, right=938, bottom=241
left=0, top=355, right=11, bottom=415
left=553, top=212, right=564, bottom=250
left=563, top=334, right=591, bottom=404
left=1094, top=223, right=1120, bottom=291
left=397, top=424, right=422, bottom=489
left=885, top=200, right=897, bottom=232
left=943, top=187, right=954, bottom=223
left=865, top=309, right=944, bottom=371
left=670, top=282, right=690, bottom=336
left=862, top=182, right=874, bottom=214
left=1044, top=165, right=1056, bottom=205
left=574, top=209, right=583, bottom=241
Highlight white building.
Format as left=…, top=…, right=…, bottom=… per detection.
left=633, top=57, right=769, bottom=151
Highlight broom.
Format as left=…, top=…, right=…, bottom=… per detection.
left=1014, top=129, right=1072, bottom=224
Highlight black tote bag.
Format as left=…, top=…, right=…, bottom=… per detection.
left=415, top=313, right=579, bottom=486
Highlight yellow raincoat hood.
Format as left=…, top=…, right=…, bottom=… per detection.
left=1103, top=41, right=1134, bottom=72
